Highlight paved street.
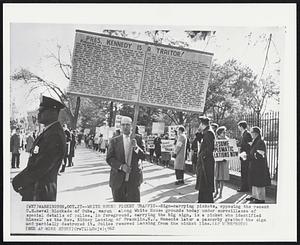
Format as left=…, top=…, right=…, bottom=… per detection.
left=10, top=145, right=275, bottom=204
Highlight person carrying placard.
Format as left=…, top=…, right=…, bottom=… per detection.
left=213, top=126, right=230, bottom=199
left=106, top=116, right=145, bottom=202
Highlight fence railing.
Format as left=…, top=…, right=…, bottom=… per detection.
left=229, top=111, right=279, bottom=181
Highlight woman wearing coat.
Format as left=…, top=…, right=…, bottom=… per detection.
left=173, top=126, right=187, bottom=185
left=25, top=132, right=34, bottom=153
left=246, top=126, right=271, bottom=204
left=213, top=126, right=230, bottom=198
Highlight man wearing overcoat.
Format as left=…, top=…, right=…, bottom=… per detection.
left=12, top=96, right=66, bottom=201
left=10, top=128, right=21, bottom=168
left=195, top=116, right=216, bottom=203
left=237, top=120, right=252, bottom=192
left=106, top=116, right=145, bottom=202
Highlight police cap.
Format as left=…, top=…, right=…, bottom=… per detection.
left=39, top=96, right=65, bottom=110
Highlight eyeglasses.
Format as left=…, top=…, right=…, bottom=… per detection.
left=121, top=124, right=131, bottom=126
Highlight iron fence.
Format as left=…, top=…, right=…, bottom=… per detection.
left=230, top=111, right=279, bottom=181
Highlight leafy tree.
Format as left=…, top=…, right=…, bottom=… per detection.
left=79, top=97, right=107, bottom=130
left=241, top=75, right=279, bottom=114
left=204, top=59, right=257, bottom=123
left=118, top=104, right=160, bottom=127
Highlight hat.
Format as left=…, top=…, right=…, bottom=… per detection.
left=39, top=96, right=65, bottom=110
left=216, top=126, right=226, bottom=135
left=120, top=116, right=132, bottom=124
left=211, top=123, right=219, bottom=128
left=251, top=126, right=261, bottom=135
left=199, top=116, right=210, bottom=125
left=178, top=125, right=185, bottom=132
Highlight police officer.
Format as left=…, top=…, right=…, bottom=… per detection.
left=12, top=96, right=66, bottom=201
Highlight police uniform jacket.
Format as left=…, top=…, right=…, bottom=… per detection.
left=12, top=121, right=66, bottom=201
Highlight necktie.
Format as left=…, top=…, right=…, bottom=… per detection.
left=124, top=135, right=130, bottom=163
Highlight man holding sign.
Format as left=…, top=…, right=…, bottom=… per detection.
left=195, top=116, right=216, bottom=203
left=106, top=116, right=145, bottom=202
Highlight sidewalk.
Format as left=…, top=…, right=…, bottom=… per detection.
left=10, top=145, right=276, bottom=204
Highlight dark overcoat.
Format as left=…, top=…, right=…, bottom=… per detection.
left=240, top=130, right=252, bottom=162
left=248, top=135, right=271, bottom=187
left=12, top=122, right=66, bottom=201
left=69, top=134, right=76, bottom=157
left=240, top=130, right=252, bottom=154
left=10, top=133, right=20, bottom=154
left=154, top=136, right=162, bottom=157
left=106, top=134, right=145, bottom=191
left=195, top=126, right=215, bottom=192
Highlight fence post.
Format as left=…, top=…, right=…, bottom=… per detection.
left=255, top=108, right=260, bottom=127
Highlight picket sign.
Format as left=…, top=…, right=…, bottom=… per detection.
left=68, top=30, right=213, bottom=182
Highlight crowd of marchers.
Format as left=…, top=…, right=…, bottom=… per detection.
left=11, top=96, right=271, bottom=204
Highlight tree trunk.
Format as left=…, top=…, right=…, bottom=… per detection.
left=71, top=96, right=81, bottom=129
left=177, top=111, right=184, bottom=125
left=108, top=101, right=114, bottom=127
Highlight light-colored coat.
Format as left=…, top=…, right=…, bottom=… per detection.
left=174, top=134, right=187, bottom=170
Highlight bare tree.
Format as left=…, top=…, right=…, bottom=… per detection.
left=11, top=68, right=80, bottom=129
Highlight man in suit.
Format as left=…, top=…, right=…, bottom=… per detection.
left=237, top=120, right=253, bottom=192
left=12, top=96, right=66, bottom=201
left=10, top=128, right=21, bottom=168
left=106, top=116, right=145, bottom=202
left=195, top=116, right=216, bottom=203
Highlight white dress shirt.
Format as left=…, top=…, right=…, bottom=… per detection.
left=123, top=134, right=140, bottom=164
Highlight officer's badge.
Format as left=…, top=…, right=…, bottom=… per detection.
left=33, top=145, right=39, bottom=154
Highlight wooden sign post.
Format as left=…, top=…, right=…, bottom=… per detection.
left=67, top=30, right=214, bottom=183
left=125, top=104, right=140, bottom=182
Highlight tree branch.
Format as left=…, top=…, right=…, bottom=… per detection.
left=258, top=33, right=272, bottom=83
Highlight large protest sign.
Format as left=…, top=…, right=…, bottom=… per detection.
left=146, top=135, right=155, bottom=150
left=214, top=138, right=239, bottom=161
left=152, top=122, right=165, bottom=135
left=26, top=110, right=38, bottom=132
left=137, top=125, right=146, bottom=137
left=68, top=30, right=213, bottom=113
left=114, top=115, right=123, bottom=129
left=98, top=125, right=109, bottom=140
left=95, top=126, right=101, bottom=135
left=168, top=125, right=177, bottom=139
left=108, top=127, right=115, bottom=139
left=161, top=139, right=175, bottom=152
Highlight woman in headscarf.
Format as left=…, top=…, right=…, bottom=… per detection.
left=246, top=126, right=271, bottom=204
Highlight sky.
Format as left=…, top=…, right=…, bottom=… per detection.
left=10, top=23, right=284, bottom=117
